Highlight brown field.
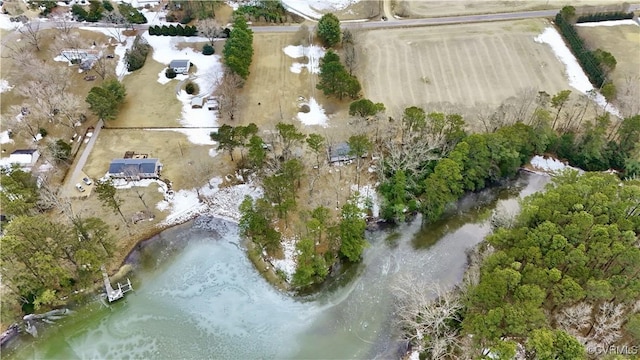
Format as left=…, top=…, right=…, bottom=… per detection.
left=357, top=19, right=571, bottom=117
left=395, top=0, right=630, bottom=18
left=235, top=33, right=349, bottom=135
left=577, top=23, right=640, bottom=109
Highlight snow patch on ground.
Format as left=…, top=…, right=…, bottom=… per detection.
left=141, top=9, right=169, bottom=25
left=208, top=148, right=219, bottom=157
left=0, top=79, right=13, bottom=93
left=529, top=155, right=583, bottom=175
left=282, top=45, right=325, bottom=74
left=111, top=178, right=167, bottom=190
left=0, top=130, right=13, bottom=144
left=534, top=27, right=621, bottom=118
left=409, top=351, right=420, bottom=360
left=157, top=71, right=188, bottom=85
left=576, top=19, right=639, bottom=27
left=281, top=0, right=361, bottom=19
left=142, top=32, right=224, bottom=143
left=271, top=236, right=298, bottom=282
left=0, top=14, right=21, bottom=30
left=297, top=97, right=329, bottom=127
left=78, top=27, right=135, bottom=79
left=157, top=177, right=263, bottom=226
left=350, top=184, right=380, bottom=218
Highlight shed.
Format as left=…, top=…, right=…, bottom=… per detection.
left=191, top=97, right=205, bottom=109
left=169, top=59, right=190, bottom=75
left=5, top=149, right=40, bottom=170
left=206, top=97, right=218, bottom=111
left=329, top=143, right=354, bottom=164
left=108, top=158, right=163, bottom=180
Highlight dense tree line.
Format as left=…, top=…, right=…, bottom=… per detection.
left=549, top=114, right=640, bottom=174
left=577, top=11, right=634, bottom=23
left=148, top=24, right=199, bottom=36
left=223, top=16, right=254, bottom=79
left=317, top=50, right=361, bottom=100
left=235, top=0, right=288, bottom=23
left=0, top=168, right=115, bottom=319
left=555, top=8, right=608, bottom=88
left=461, top=173, right=640, bottom=358
left=221, top=122, right=368, bottom=287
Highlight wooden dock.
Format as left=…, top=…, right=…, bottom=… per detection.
left=101, top=266, right=133, bottom=302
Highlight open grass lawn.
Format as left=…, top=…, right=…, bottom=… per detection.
left=577, top=23, right=640, bottom=110
left=357, top=19, right=571, bottom=120
left=111, top=57, right=183, bottom=128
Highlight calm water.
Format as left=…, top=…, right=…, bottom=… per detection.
left=4, top=173, right=549, bottom=360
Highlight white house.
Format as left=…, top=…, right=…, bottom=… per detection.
left=2, top=149, right=40, bottom=171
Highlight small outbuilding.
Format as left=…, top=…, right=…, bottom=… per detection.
left=329, top=143, right=354, bottom=164
left=191, top=97, right=205, bottom=109
left=108, top=158, right=163, bottom=180
left=3, top=149, right=40, bottom=171
left=169, top=59, right=190, bottom=75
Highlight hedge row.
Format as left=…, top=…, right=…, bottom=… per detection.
left=148, top=24, right=198, bottom=36
left=555, top=13, right=606, bottom=88
left=577, top=11, right=634, bottom=23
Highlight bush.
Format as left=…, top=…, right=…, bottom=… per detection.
left=165, top=68, right=176, bottom=78
left=102, top=0, right=113, bottom=12
left=185, top=81, right=198, bottom=95
left=577, top=11, right=634, bottom=23
left=165, top=13, right=176, bottom=22
left=118, top=3, right=147, bottom=24
left=71, top=4, right=88, bottom=21
left=149, top=24, right=198, bottom=37
left=124, top=35, right=151, bottom=71
left=180, top=14, right=192, bottom=24
left=236, top=1, right=287, bottom=23
left=202, top=44, right=215, bottom=55
left=38, top=128, right=48, bottom=138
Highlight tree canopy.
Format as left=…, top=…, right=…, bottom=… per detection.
left=317, top=13, right=341, bottom=47
left=223, top=16, right=254, bottom=79
left=85, top=78, right=126, bottom=121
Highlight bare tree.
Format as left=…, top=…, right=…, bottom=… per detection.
left=197, top=18, right=223, bottom=44
left=392, top=275, right=463, bottom=358
left=8, top=105, right=45, bottom=142
left=19, top=22, right=42, bottom=52
left=293, top=24, right=310, bottom=46
left=215, top=72, right=244, bottom=122
left=342, top=29, right=359, bottom=75
left=1, top=40, right=33, bottom=62
left=51, top=14, right=74, bottom=36
left=618, top=75, right=640, bottom=118
left=92, top=56, right=116, bottom=79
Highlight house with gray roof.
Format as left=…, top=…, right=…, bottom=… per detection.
left=169, top=59, right=190, bottom=75
left=329, top=142, right=355, bottom=164
left=107, top=158, right=162, bottom=180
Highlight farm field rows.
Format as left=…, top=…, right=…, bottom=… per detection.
left=358, top=19, right=571, bottom=117
left=397, top=0, right=629, bottom=18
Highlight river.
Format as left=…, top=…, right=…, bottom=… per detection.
left=3, top=172, right=550, bottom=360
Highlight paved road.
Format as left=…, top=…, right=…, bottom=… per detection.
left=3, top=4, right=639, bottom=42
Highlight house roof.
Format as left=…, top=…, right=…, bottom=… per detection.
left=191, top=97, right=205, bottom=106
left=169, top=59, right=189, bottom=68
left=108, top=158, right=160, bottom=174
left=330, top=143, right=351, bottom=157
left=11, top=149, right=37, bottom=155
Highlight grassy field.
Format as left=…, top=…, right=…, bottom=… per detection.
left=576, top=23, right=640, bottom=116
left=357, top=19, right=571, bottom=119
left=395, top=0, right=629, bottom=18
